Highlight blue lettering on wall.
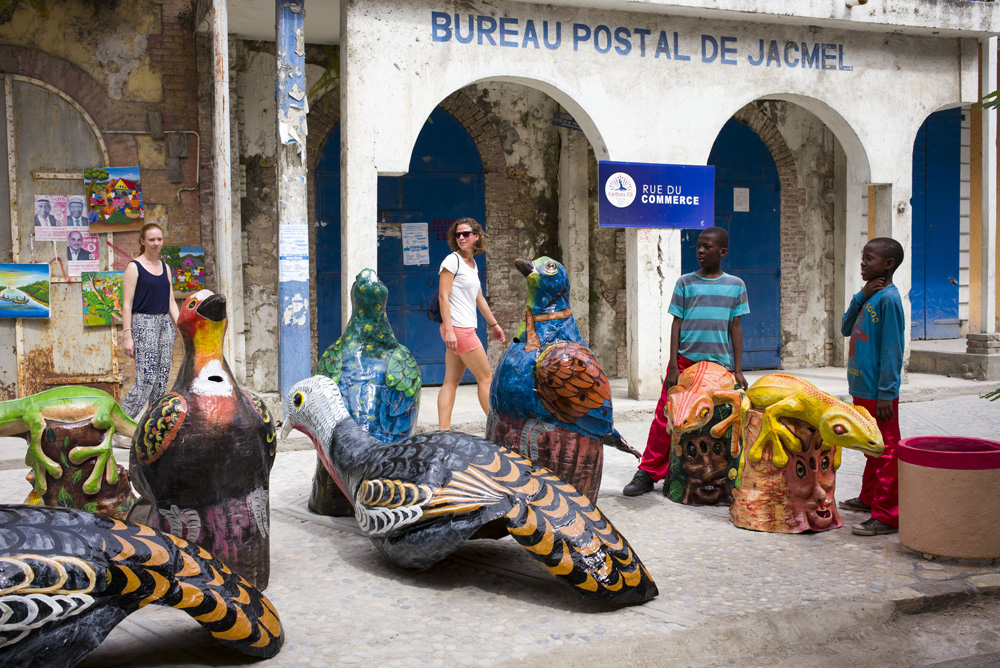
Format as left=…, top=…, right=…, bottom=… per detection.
left=430, top=12, right=855, bottom=72
left=573, top=23, right=590, bottom=51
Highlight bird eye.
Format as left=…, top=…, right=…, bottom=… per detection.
left=186, top=300, right=197, bottom=310
left=293, top=392, right=304, bottom=408
left=544, top=261, right=557, bottom=274
left=832, top=424, right=847, bottom=435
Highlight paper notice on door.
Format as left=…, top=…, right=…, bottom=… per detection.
left=402, top=223, right=429, bottom=266
left=734, top=187, right=750, bottom=213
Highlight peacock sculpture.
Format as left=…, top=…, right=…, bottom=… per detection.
left=281, top=375, right=657, bottom=605
left=311, top=268, right=421, bottom=515
left=489, top=257, right=638, bottom=501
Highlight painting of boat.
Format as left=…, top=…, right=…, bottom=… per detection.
left=0, top=263, right=50, bottom=319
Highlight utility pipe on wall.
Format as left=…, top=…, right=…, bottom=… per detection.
left=212, top=0, right=237, bottom=366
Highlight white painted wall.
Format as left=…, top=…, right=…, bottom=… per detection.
left=336, top=0, right=989, bottom=396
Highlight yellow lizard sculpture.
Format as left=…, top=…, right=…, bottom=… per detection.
left=742, top=373, right=884, bottom=469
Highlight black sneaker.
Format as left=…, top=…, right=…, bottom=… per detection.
left=838, top=497, right=870, bottom=512
left=851, top=518, right=898, bottom=536
left=623, top=470, right=654, bottom=497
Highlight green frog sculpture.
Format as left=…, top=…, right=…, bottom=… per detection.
left=0, top=386, right=137, bottom=518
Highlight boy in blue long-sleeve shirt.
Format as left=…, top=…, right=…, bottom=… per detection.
left=838, top=237, right=905, bottom=536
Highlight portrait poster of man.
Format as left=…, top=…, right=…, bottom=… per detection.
left=86, top=166, right=144, bottom=233
left=65, top=195, right=89, bottom=229
left=67, top=231, right=99, bottom=277
left=33, top=195, right=68, bottom=242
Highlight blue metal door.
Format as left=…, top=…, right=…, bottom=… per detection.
left=315, top=108, right=486, bottom=384
left=911, top=108, right=961, bottom=339
left=682, top=118, right=781, bottom=369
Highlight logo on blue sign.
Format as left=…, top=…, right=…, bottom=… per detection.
left=598, top=161, right=715, bottom=229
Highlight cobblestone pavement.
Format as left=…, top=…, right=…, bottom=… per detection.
left=1, top=395, right=998, bottom=667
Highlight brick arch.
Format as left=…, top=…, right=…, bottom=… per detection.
left=0, top=46, right=148, bottom=166
left=304, top=86, right=518, bottom=362
left=732, top=103, right=815, bottom=368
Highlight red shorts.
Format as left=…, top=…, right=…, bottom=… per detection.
left=441, top=325, right=483, bottom=355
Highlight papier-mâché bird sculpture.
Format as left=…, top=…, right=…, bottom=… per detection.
left=129, top=290, right=277, bottom=588
left=489, top=257, right=638, bottom=501
left=0, top=505, right=283, bottom=668
left=311, top=269, right=421, bottom=515
left=281, top=375, right=657, bottom=605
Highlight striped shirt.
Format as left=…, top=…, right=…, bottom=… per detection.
left=668, top=272, right=750, bottom=369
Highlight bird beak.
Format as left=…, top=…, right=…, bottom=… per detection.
left=280, top=420, right=293, bottom=439
left=514, top=259, right=535, bottom=277
left=196, top=293, right=227, bottom=322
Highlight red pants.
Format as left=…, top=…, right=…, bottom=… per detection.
left=639, top=355, right=694, bottom=481
left=853, top=397, right=901, bottom=527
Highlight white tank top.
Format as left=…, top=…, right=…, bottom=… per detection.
left=439, top=252, right=480, bottom=328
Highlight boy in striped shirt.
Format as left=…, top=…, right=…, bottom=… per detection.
left=624, top=226, right=750, bottom=496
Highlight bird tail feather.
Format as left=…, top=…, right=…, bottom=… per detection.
left=603, top=429, right=641, bottom=459
left=503, top=462, right=658, bottom=604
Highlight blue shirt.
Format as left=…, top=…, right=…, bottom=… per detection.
left=668, top=272, right=750, bottom=369
left=840, top=285, right=904, bottom=401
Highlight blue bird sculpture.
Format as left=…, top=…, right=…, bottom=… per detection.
left=311, top=268, right=421, bottom=515
left=489, top=257, right=638, bottom=501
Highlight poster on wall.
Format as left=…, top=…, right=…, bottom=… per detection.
left=162, top=246, right=206, bottom=295
left=65, top=195, right=89, bottom=230
left=33, top=194, right=68, bottom=241
left=81, top=271, right=124, bottom=326
left=85, top=167, right=144, bottom=233
left=0, top=264, right=50, bottom=319
left=402, top=223, right=429, bottom=266
left=67, top=231, right=100, bottom=277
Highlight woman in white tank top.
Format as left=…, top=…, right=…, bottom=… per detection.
left=437, top=218, right=506, bottom=429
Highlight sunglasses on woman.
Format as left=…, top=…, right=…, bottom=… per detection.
left=455, top=230, right=476, bottom=238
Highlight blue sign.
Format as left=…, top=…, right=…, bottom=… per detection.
left=599, top=161, right=715, bottom=228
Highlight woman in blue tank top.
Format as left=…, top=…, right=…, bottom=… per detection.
left=121, top=223, right=179, bottom=417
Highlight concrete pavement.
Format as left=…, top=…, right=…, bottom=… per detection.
left=0, top=367, right=999, bottom=667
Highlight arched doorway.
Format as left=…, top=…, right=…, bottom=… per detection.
left=315, top=107, right=486, bottom=384
left=910, top=107, right=961, bottom=340
left=682, top=118, right=782, bottom=369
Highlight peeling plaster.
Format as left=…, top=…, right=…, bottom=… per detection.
left=97, top=24, right=152, bottom=101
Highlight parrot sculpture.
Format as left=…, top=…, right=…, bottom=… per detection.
left=311, top=268, right=421, bottom=515
left=281, top=375, right=658, bottom=605
left=129, top=290, right=277, bottom=589
left=0, top=505, right=283, bottom=668
left=489, top=257, right=638, bottom=501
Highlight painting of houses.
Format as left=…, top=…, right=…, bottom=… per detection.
left=162, top=246, right=206, bottom=295
left=81, top=271, right=124, bottom=326
left=85, top=166, right=144, bottom=233
left=0, top=264, right=50, bottom=319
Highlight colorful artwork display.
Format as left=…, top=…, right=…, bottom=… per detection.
left=311, top=268, right=421, bottom=516
left=0, top=263, right=50, bottom=319
left=129, top=291, right=278, bottom=589
left=162, top=246, right=206, bottom=294
left=0, top=505, right=285, bottom=668
left=85, top=166, right=144, bottom=233
left=488, top=257, right=639, bottom=502
left=283, top=375, right=658, bottom=605
left=81, top=271, right=124, bottom=326
left=66, top=231, right=99, bottom=276
left=32, top=194, right=68, bottom=241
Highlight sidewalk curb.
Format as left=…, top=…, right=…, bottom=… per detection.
left=891, top=573, right=1000, bottom=614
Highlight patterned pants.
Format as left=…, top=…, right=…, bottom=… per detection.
left=122, top=312, right=175, bottom=418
